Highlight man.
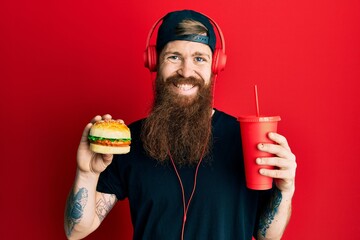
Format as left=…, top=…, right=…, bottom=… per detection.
left=64, top=10, right=296, bottom=240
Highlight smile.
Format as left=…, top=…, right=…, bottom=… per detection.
left=172, top=83, right=199, bottom=96
left=176, top=84, right=195, bottom=91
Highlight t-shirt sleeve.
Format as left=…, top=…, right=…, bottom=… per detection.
left=96, top=155, right=128, bottom=201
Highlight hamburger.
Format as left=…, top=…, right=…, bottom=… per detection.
left=88, top=119, right=131, bottom=154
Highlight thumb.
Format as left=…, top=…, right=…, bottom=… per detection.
left=102, top=154, right=113, bottom=166
left=80, top=123, right=92, bottom=145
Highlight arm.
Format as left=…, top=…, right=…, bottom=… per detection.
left=64, top=173, right=117, bottom=239
left=64, top=114, right=118, bottom=240
left=255, top=132, right=297, bottom=240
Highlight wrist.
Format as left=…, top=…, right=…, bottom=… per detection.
left=276, top=180, right=295, bottom=196
left=76, top=168, right=100, bottom=184
left=278, top=185, right=295, bottom=201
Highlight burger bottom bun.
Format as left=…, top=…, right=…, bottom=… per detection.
left=90, top=143, right=130, bottom=154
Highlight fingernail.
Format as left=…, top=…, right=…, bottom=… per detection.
left=256, top=158, right=262, bottom=164
left=258, top=143, right=264, bottom=149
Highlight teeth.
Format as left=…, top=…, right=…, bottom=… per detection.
left=176, top=84, right=194, bottom=91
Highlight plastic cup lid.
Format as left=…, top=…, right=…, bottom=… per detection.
left=237, top=115, right=281, bottom=122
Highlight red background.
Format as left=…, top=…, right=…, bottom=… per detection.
left=1, top=0, right=359, bottom=239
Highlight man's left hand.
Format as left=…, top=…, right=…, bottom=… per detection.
left=256, top=132, right=297, bottom=194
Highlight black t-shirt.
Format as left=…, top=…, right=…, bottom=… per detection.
left=97, top=109, right=272, bottom=240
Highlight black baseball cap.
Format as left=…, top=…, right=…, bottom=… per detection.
left=156, top=10, right=216, bottom=53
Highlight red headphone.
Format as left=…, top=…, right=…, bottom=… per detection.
left=144, top=13, right=227, bottom=75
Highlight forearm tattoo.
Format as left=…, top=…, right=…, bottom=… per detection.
left=259, top=187, right=282, bottom=237
left=95, top=193, right=116, bottom=222
left=65, top=187, right=88, bottom=236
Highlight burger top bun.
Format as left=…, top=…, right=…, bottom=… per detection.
left=90, top=119, right=130, bottom=139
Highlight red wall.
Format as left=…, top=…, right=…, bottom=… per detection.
left=1, top=0, right=359, bottom=239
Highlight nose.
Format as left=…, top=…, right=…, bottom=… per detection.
left=177, top=59, right=195, bottom=78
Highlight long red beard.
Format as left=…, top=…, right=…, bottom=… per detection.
left=141, top=74, right=213, bottom=166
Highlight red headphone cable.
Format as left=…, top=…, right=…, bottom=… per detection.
left=168, top=118, right=210, bottom=240
left=168, top=149, right=206, bottom=240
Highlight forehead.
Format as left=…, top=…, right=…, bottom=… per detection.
left=161, top=40, right=212, bottom=56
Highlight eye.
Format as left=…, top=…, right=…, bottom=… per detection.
left=194, top=56, right=207, bottom=63
left=167, top=55, right=181, bottom=62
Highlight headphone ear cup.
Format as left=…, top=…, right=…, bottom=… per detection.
left=144, top=45, right=158, bottom=72
left=212, top=48, right=227, bottom=75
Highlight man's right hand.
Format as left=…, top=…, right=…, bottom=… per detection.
left=77, top=114, right=115, bottom=175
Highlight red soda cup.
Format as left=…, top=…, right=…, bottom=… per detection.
left=237, top=116, right=281, bottom=190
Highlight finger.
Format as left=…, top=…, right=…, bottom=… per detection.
left=258, top=143, right=294, bottom=160
left=268, top=132, right=291, bottom=151
left=259, top=168, right=291, bottom=179
left=256, top=157, right=290, bottom=168
left=102, top=114, right=112, bottom=120
left=115, top=119, right=125, bottom=124
left=102, top=154, right=113, bottom=165
left=90, top=115, right=102, bottom=124
left=90, top=114, right=113, bottom=124
left=80, top=122, right=93, bottom=143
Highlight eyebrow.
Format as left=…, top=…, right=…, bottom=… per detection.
left=193, top=51, right=211, bottom=60
left=162, top=51, right=211, bottom=60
